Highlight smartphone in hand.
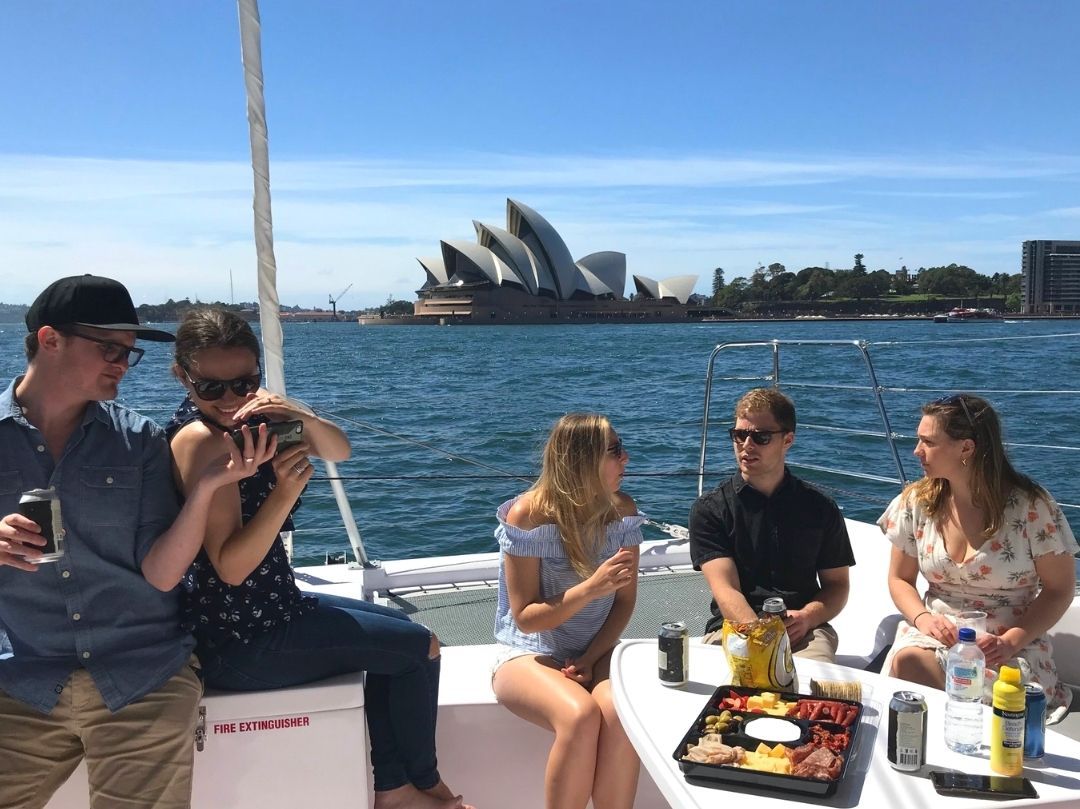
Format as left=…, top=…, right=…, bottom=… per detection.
left=231, top=420, right=304, bottom=452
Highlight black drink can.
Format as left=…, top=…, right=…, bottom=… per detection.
left=887, top=690, right=927, bottom=771
left=17, top=488, right=64, bottom=563
left=658, top=621, right=688, bottom=686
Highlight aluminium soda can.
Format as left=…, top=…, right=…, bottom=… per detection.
left=658, top=621, right=688, bottom=686
left=1023, top=682, right=1046, bottom=759
left=17, top=488, right=65, bottom=563
left=887, top=690, right=928, bottom=771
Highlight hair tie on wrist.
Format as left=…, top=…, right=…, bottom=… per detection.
left=911, top=610, right=931, bottom=627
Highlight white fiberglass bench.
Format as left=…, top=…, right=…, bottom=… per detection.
left=45, top=672, right=369, bottom=809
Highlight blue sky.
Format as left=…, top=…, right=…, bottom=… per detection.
left=2, top=1, right=1079, bottom=307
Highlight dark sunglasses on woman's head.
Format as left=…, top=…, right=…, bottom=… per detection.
left=606, top=438, right=626, bottom=457
left=728, top=428, right=786, bottom=446
left=183, top=368, right=261, bottom=401
left=57, top=329, right=146, bottom=367
left=933, top=393, right=976, bottom=429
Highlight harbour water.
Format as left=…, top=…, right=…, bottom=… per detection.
left=1, top=318, right=1077, bottom=564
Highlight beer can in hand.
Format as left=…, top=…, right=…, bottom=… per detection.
left=658, top=621, right=688, bottom=686
left=17, top=488, right=65, bottom=563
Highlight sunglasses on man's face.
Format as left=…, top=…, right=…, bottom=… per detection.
left=183, top=369, right=261, bottom=401
left=59, top=329, right=145, bottom=368
left=728, top=428, right=786, bottom=446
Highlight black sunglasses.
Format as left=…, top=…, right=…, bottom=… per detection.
left=183, top=368, right=261, bottom=401
left=933, top=394, right=976, bottom=430
left=607, top=438, right=626, bottom=457
left=59, top=329, right=145, bottom=367
left=728, top=428, right=786, bottom=446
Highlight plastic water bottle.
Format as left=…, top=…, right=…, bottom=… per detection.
left=944, top=627, right=985, bottom=754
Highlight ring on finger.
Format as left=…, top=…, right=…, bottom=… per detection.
left=243, top=457, right=255, bottom=463
left=293, top=462, right=306, bottom=474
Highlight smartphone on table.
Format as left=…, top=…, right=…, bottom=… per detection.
left=231, top=420, right=304, bottom=452
left=929, top=771, right=1038, bottom=800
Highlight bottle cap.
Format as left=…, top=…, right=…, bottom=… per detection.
left=958, top=627, right=976, bottom=642
left=999, top=665, right=1021, bottom=684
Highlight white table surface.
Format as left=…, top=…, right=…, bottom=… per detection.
left=611, top=640, right=1080, bottom=809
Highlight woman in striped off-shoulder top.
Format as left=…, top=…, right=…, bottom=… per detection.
left=492, top=413, right=645, bottom=809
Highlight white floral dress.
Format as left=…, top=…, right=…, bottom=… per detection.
left=878, top=487, right=1078, bottom=719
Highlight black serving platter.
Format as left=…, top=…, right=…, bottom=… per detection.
left=672, top=685, right=863, bottom=797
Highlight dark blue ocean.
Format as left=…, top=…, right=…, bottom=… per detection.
left=2, top=319, right=1078, bottom=564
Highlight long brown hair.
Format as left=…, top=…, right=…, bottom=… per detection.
left=908, top=394, right=1045, bottom=538
left=527, top=413, right=620, bottom=579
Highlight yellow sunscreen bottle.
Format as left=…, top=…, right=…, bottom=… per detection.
left=990, top=665, right=1025, bottom=775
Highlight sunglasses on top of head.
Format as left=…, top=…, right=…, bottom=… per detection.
left=57, top=328, right=146, bottom=367
left=182, top=368, right=261, bottom=401
left=728, top=428, right=786, bottom=446
left=932, top=393, right=976, bottom=430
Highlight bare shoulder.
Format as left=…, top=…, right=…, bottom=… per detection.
left=170, top=420, right=226, bottom=471
left=506, top=492, right=545, bottom=530
left=614, top=491, right=639, bottom=518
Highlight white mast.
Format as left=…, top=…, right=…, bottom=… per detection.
left=236, top=0, right=285, bottom=395
left=235, top=0, right=369, bottom=569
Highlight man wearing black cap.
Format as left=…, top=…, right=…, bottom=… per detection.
left=0, top=276, right=271, bottom=808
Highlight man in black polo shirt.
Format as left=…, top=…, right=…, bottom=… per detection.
left=689, top=388, right=855, bottom=662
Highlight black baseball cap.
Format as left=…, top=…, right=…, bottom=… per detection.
left=26, top=275, right=174, bottom=342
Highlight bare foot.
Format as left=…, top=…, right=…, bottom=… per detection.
left=422, top=781, right=459, bottom=802
left=373, top=784, right=467, bottom=809
left=423, top=780, right=478, bottom=809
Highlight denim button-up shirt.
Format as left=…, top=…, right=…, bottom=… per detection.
left=0, top=377, right=192, bottom=713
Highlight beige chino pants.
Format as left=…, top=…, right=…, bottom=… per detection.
left=0, top=658, right=202, bottom=809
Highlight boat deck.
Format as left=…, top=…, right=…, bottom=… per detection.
left=383, top=568, right=714, bottom=646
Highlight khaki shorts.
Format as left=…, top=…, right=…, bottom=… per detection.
left=703, top=622, right=840, bottom=664
left=0, top=657, right=203, bottom=809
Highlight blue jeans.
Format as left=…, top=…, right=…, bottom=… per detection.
left=197, top=594, right=440, bottom=793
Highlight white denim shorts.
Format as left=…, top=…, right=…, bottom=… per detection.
left=490, top=644, right=543, bottom=684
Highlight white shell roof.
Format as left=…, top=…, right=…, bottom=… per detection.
left=506, top=198, right=578, bottom=300
left=417, top=255, right=449, bottom=288
left=576, top=251, right=626, bottom=300
left=441, top=240, right=527, bottom=289
left=418, top=199, right=697, bottom=304
left=574, top=266, right=616, bottom=298
left=632, top=274, right=697, bottom=304
left=473, top=221, right=555, bottom=296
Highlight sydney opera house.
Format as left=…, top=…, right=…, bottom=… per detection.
left=375, top=199, right=705, bottom=324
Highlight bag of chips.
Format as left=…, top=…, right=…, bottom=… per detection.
left=720, top=615, right=798, bottom=691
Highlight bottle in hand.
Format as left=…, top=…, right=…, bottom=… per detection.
left=944, top=626, right=985, bottom=755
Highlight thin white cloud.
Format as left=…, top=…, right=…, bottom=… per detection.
left=0, top=149, right=1073, bottom=306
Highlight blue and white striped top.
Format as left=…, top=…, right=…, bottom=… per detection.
left=493, top=496, right=646, bottom=661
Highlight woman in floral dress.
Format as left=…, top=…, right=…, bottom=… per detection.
left=879, top=394, right=1078, bottom=720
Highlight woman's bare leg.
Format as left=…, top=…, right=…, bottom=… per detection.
left=493, top=656, right=602, bottom=809
left=590, top=650, right=639, bottom=809
left=890, top=647, right=945, bottom=691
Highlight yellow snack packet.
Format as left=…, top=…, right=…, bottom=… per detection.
left=720, top=615, right=798, bottom=691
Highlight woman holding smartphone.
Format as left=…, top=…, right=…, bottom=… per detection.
left=167, top=308, right=473, bottom=809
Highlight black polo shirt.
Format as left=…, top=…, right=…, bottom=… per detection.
left=689, top=469, right=855, bottom=634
